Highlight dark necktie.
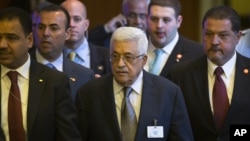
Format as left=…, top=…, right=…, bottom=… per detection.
left=121, top=87, right=137, bottom=141
left=7, top=71, right=25, bottom=141
left=213, top=67, right=229, bottom=130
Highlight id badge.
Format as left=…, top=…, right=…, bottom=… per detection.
left=147, top=126, right=164, bottom=138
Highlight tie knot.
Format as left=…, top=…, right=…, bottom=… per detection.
left=155, top=49, right=164, bottom=56
left=69, top=51, right=76, bottom=61
left=46, top=63, right=56, bottom=70
left=214, top=67, right=224, bottom=76
left=123, top=87, right=133, bottom=97
left=7, top=71, right=18, bottom=83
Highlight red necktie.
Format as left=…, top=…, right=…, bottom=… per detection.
left=213, top=67, right=229, bottom=130
left=7, top=71, right=25, bottom=141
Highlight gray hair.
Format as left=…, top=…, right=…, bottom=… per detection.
left=110, top=27, right=148, bottom=55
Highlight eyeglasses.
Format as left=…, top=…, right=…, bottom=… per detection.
left=110, top=54, right=144, bottom=63
left=127, top=13, right=147, bottom=20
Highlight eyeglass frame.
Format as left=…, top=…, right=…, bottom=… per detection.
left=110, top=53, right=145, bottom=63
left=126, top=12, right=147, bottom=20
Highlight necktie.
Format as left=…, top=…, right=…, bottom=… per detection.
left=149, top=49, right=164, bottom=75
left=213, top=67, right=229, bottom=130
left=121, top=87, right=137, bottom=141
left=69, top=51, right=76, bottom=61
left=7, top=71, right=25, bottom=141
left=46, top=63, right=57, bottom=70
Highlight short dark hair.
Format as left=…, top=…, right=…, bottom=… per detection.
left=202, top=5, right=241, bottom=33
left=38, top=4, right=70, bottom=30
left=148, top=0, right=181, bottom=18
left=0, top=7, right=32, bottom=36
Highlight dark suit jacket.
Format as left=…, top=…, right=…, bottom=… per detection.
left=159, top=35, right=203, bottom=78
left=75, top=70, right=194, bottom=141
left=29, top=50, right=94, bottom=101
left=168, top=54, right=250, bottom=141
left=88, top=42, right=111, bottom=76
left=88, top=25, right=111, bottom=48
left=0, top=60, right=81, bottom=141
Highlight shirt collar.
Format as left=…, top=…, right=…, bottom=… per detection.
left=65, top=38, right=89, bottom=60
left=1, top=54, right=31, bottom=80
left=35, top=49, right=63, bottom=70
left=113, top=71, right=143, bottom=95
left=207, top=52, right=237, bottom=78
left=148, top=32, right=179, bottom=55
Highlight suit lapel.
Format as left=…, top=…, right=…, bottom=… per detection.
left=98, top=75, right=122, bottom=140
left=135, top=71, right=154, bottom=140
left=89, top=43, right=100, bottom=70
left=160, top=37, right=183, bottom=77
left=191, top=56, right=216, bottom=126
left=63, top=58, right=77, bottom=92
left=27, top=60, right=47, bottom=134
left=224, top=54, right=250, bottom=126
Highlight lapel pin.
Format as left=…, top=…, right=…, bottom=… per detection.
left=176, top=54, right=182, bottom=62
left=243, top=68, right=249, bottom=74
left=97, top=65, right=104, bottom=70
left=70, top=77, right=76, bottom=82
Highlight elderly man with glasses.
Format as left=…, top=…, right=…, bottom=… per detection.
left=75, top=26, right=193, bottom=141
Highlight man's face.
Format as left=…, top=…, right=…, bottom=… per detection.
left=36, top=11, right=70, bottom=58
left=147, top=5, right=182, bottom=48
left=203, top=18, right=240, bottom=66
left=0, top=19, right=32, bottom=69
left=123, top=1, right=148, bottom=32
left=110, top=40, right=147, bottom=87
left=62, top=2, right=89, bottom=47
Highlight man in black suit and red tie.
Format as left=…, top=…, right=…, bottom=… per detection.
left=0, top=7, right=81, bottom=141
left=168, top=5, right=250, bottom=141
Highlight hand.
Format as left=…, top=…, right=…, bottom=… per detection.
left=104, top=14, right=127, bottom=33
left=94, top=74, right=101, bottom=78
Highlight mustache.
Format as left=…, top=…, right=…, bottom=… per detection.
left=0, top=49, right=11, bottom=54
left=208, top=45, right=220, bottom=51
left=115, top=68, right=128, bottom=73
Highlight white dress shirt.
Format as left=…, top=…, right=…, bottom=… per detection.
left=207, top=52, right=236, bottom=113
left=113, top=71, right=143, bottom=128
left=145, top=32, right=179, bottom=75
left=35, top=49, right=63, bottom=72
left=1, top=55, right=30, bottom=141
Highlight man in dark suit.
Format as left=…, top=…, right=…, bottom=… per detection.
left=145, top=0, right=203, bottom=77
left=168, top=6, right=250, bottom=141
left=88, top=0, right=149, bottom=48
left=0, top=7, right=81, bottom=141
left=30, top=4, right=94, bottom=101
left=75, top=27, right=193, bottom=141
left=61, top=0, right=111, bottom=78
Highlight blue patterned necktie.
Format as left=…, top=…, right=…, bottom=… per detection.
left=46, top=63, right=57, bottom=70
left=149, top=49, right=164, bottom=75
left=121, top=87, right=137, bottom=141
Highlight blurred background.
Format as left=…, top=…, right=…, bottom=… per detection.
left=1, top=0, right=249, bottom=43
